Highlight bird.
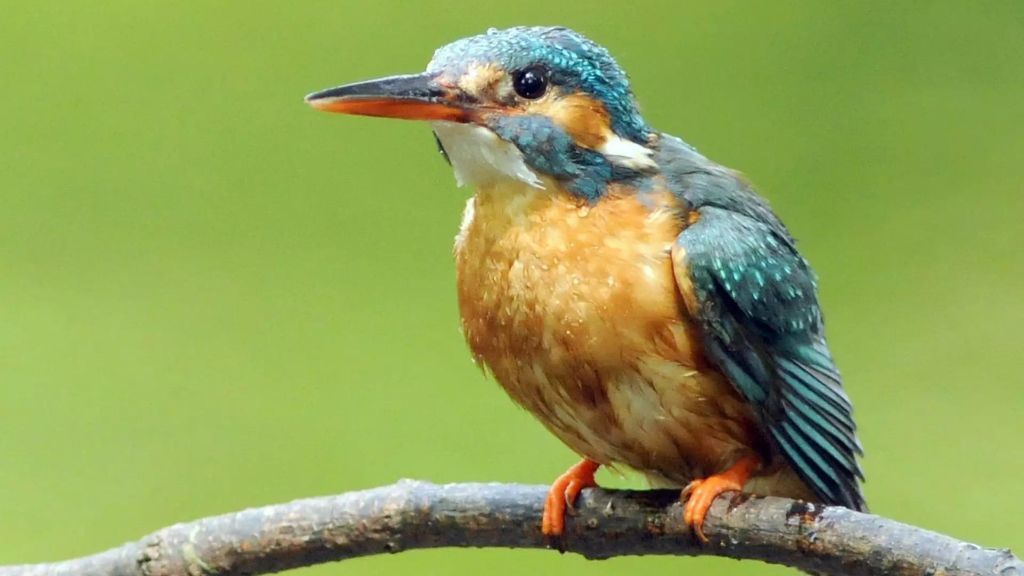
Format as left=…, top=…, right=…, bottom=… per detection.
left=305, top=26, right=866, bottom=542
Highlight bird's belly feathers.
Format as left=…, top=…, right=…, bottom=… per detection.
left=454, top=180, right=764, bottom=482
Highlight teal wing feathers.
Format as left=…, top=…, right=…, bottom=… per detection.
left=672, top=208, right=866, bottom=510
left=659, top=136, right=866, bottom=511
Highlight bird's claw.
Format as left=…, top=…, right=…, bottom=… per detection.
left=541, top=459, right=600, bottom=537
left=680, top=456, right=759, bottom=543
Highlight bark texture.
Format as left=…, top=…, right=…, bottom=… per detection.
left=1, top=480, right=1019, bottom=576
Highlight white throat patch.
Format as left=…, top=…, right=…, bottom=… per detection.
left=431, top=121, right=543, bottom=189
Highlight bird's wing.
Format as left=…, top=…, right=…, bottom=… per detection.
left=671, top=202, right=866, bottom=511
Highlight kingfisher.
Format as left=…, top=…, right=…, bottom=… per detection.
left=306, top=26, right=866, bottom=541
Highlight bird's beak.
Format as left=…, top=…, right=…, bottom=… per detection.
left=305, top=72, right=472, bottom=122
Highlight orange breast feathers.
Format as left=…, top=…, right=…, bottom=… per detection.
left=456, top=181, right=690, bottom=371
left=453, top=180, right=765, bottom=481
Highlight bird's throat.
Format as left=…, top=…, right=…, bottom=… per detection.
left=432, top=121, right=543, bottom=189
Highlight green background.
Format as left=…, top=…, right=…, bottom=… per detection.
left=2, top=2, right=1021, bottom=574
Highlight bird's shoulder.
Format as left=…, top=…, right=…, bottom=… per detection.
left=650, top=132, right=819, bottom=336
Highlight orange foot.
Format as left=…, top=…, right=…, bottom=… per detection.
left=681, top=455, right=760, bottom=543
left=541, top=459, right=600, bottom=536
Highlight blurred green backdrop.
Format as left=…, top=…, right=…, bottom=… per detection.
left=1, top=1, right=1021, bottom=574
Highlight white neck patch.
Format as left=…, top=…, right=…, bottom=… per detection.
left=431, top=121, right=543, bottom=189
left=600, top=133, right=657, bottom=171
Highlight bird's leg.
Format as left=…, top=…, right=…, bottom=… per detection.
left=681, top=454, right=760, bottom=543
left=541, top=458, right=600, bottom=536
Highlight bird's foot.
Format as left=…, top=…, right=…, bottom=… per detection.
left=541, top=458, right=600, bottom=536
left=681, top=455, right=759, bottom=543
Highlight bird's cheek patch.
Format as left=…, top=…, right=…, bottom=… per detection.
left=532, top=92, right=612, bottom=150
left=530, top=92, right=656, bottom=171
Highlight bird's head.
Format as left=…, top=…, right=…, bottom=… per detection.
left=306, top=26, right=656, bottom=200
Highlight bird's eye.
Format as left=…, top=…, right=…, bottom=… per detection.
left=512, top=67, right=548, bottom=99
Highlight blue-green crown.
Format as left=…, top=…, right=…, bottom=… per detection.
left=428, top=26, right=650, bottom=142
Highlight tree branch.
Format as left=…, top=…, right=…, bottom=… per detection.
left=1, top=480, right=1019, bottom=576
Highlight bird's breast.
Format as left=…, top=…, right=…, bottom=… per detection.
left=455, top=179, right=690, bottom=370
left=454, top=179, right=761, bottom=479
